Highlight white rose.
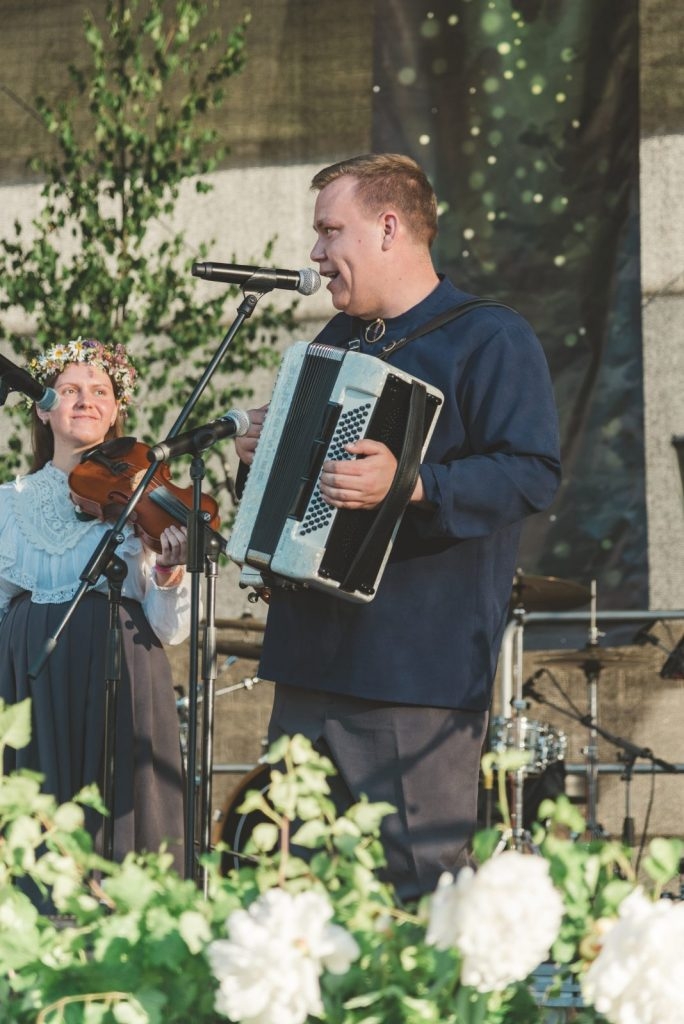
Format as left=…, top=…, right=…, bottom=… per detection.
left=426, top=851, right=564, bottom=992
left=581, top=889, right=684, bottom=1024
left=206, top=888, right=359, bottom=1024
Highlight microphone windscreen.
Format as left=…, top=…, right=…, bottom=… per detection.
left=297, top=268, right=321, bottom=296
left=226, top=408, right=251, bottom=436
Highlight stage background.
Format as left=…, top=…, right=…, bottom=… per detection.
left=372, top=0, right=645, bottom=612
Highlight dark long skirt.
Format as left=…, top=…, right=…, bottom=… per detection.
left=0, top=591, right=185, bottom=874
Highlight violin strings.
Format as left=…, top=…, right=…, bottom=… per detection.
left=148, top=486, right=189, bottom=527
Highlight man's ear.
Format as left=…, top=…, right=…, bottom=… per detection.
left=380, top=210, right=399, bottom=250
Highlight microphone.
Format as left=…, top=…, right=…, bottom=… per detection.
left=0, top=352, right=60, bottom=411
left=148, top=409, right=251, bottom=463
left=192, top=261, right=321, bottom=296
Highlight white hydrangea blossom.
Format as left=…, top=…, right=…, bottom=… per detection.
left=206, top=887, right=360, bottom=1024
left=426, top=850, right=564, bottom=992
left=581, top=888, right=684, bottom=1024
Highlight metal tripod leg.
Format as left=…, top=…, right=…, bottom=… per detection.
left=509, top=607, right=531, bottom=850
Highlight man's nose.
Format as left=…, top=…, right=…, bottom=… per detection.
left=310, top=238, right=324, bottom=262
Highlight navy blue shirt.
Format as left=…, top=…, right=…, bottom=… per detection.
left=257, top=277, right=561, bottom=711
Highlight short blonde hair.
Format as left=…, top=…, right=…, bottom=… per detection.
left=311, top=153, right=438, bottom=247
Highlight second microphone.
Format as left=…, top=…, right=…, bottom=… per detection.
left=149, top=409, right=251, bottom=463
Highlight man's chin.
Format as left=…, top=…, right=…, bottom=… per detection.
left=326, top=279, right=351, bottom=312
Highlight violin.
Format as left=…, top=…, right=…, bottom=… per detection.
left=68, top=436, right=221, bottom=554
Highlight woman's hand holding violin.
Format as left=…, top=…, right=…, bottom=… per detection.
left=153, top=525, right=187, bottom=587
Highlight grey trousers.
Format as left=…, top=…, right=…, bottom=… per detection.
left=268, top=684, right=489, bottom=901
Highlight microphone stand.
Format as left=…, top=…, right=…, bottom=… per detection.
left=524, top=675, right=678, bottom=845
left=28, top=286, right=269, bottom=882
left=198, top=502, right=222, bottom=896
left=101, top=554, right=127, bottom=861
left=166, top=446, right=225, bottom=891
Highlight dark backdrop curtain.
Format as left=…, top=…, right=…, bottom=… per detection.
left=372, top=0, right=644, bottom=614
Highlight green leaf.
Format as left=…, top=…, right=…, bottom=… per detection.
left=102, top=862, right=159, bottom=910
left=178, top=910, right=212, bottom=954
left=471, top=826, right=505, bottom=864
left=248, top=822, right=280, bottom=853
left=112, top=997, right=152, bottom=1024
left=53, top=800, right=87, bottom=832
left=345, top=800, right=395, bottom=834
left=291, top=819, right=329, bottom=848
left=643, top=836, right=684, bottom=885
left=0, top=698, right=32, bottom=753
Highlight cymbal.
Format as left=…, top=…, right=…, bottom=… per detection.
left=510, top=573, right=591, bottom=612
left=538, top=646, right=652, bottom=669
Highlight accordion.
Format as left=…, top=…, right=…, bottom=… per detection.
left=227, top=341, right=444, bottom=602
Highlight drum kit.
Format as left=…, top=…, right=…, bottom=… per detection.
left=491, top=571, right=681, bottom=849
left=188, top=578, right=682, bottom=871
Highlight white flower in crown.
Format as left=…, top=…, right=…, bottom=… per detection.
left=581, top=888, right=684, bottom=1024
left=206, top=887, right=360, bottom=1024
left=426, top=850, right=564, bottom=993
left=27, top=336, right=137, bottom=408
left=67, top=339, right=87, bottom=359
left=50, top=343, right=70, bottom=363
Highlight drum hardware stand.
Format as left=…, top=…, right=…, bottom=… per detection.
left=565, top=582, right=674, bottom=841
left=511, top=771, right=540, bottom=852
left=580, top=717, right=677, bottom=845
left=579, top=580, right=605, bottom=839
left=525, top=657, right=611, bottom=840
left=506, top=594, right=537, bottom=851
left=618, top=751, right=637, bottom=847
left=27, top=284, right=270, bottom=886
left=580, top=659, right=604, bottom=839
left=502, top=574, right=600, bottom=848
left=504, top=575, right=553, bottom=851
left=527, top=667, right=677, bottom=845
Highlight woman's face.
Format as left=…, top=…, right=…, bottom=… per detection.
left=38, top=362, right=119, bottom=455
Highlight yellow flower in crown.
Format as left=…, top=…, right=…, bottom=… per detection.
left=27, top=337, right=137, bottom=408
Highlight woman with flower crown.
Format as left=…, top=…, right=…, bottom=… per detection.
left=0, top=339, right=188, bottom=875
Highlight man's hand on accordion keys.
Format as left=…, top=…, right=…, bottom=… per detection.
left=234, top=404, right=269, bottom=466
left=319, top=438, right=404, bottom=510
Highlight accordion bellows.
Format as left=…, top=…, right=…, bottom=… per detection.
left=227, top=342, right=443, bottom=602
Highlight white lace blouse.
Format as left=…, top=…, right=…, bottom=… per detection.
left=0, top=463, right=191, bottom=645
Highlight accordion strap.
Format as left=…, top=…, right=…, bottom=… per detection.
left=376, top=298, right=515, bottom=360
left=341, top=299, right=514, bottom=593
left=339, top=380, right=427, bottom=595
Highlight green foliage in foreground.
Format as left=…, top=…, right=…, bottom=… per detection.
left=1, top=701, right=681, bottom=1024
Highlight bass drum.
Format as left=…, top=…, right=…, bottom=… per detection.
left=213, top=763, right=272, bottom=875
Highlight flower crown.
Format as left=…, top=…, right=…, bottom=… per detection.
left=27, top=338, right=137, bottom=408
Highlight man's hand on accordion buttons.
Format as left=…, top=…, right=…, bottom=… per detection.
left=319, top=439, right=398, bottom=510
left=234, top=404, right=269, bottom=465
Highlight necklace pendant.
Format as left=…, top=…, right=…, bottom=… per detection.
left=363, top=318, right=386, bottom=344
